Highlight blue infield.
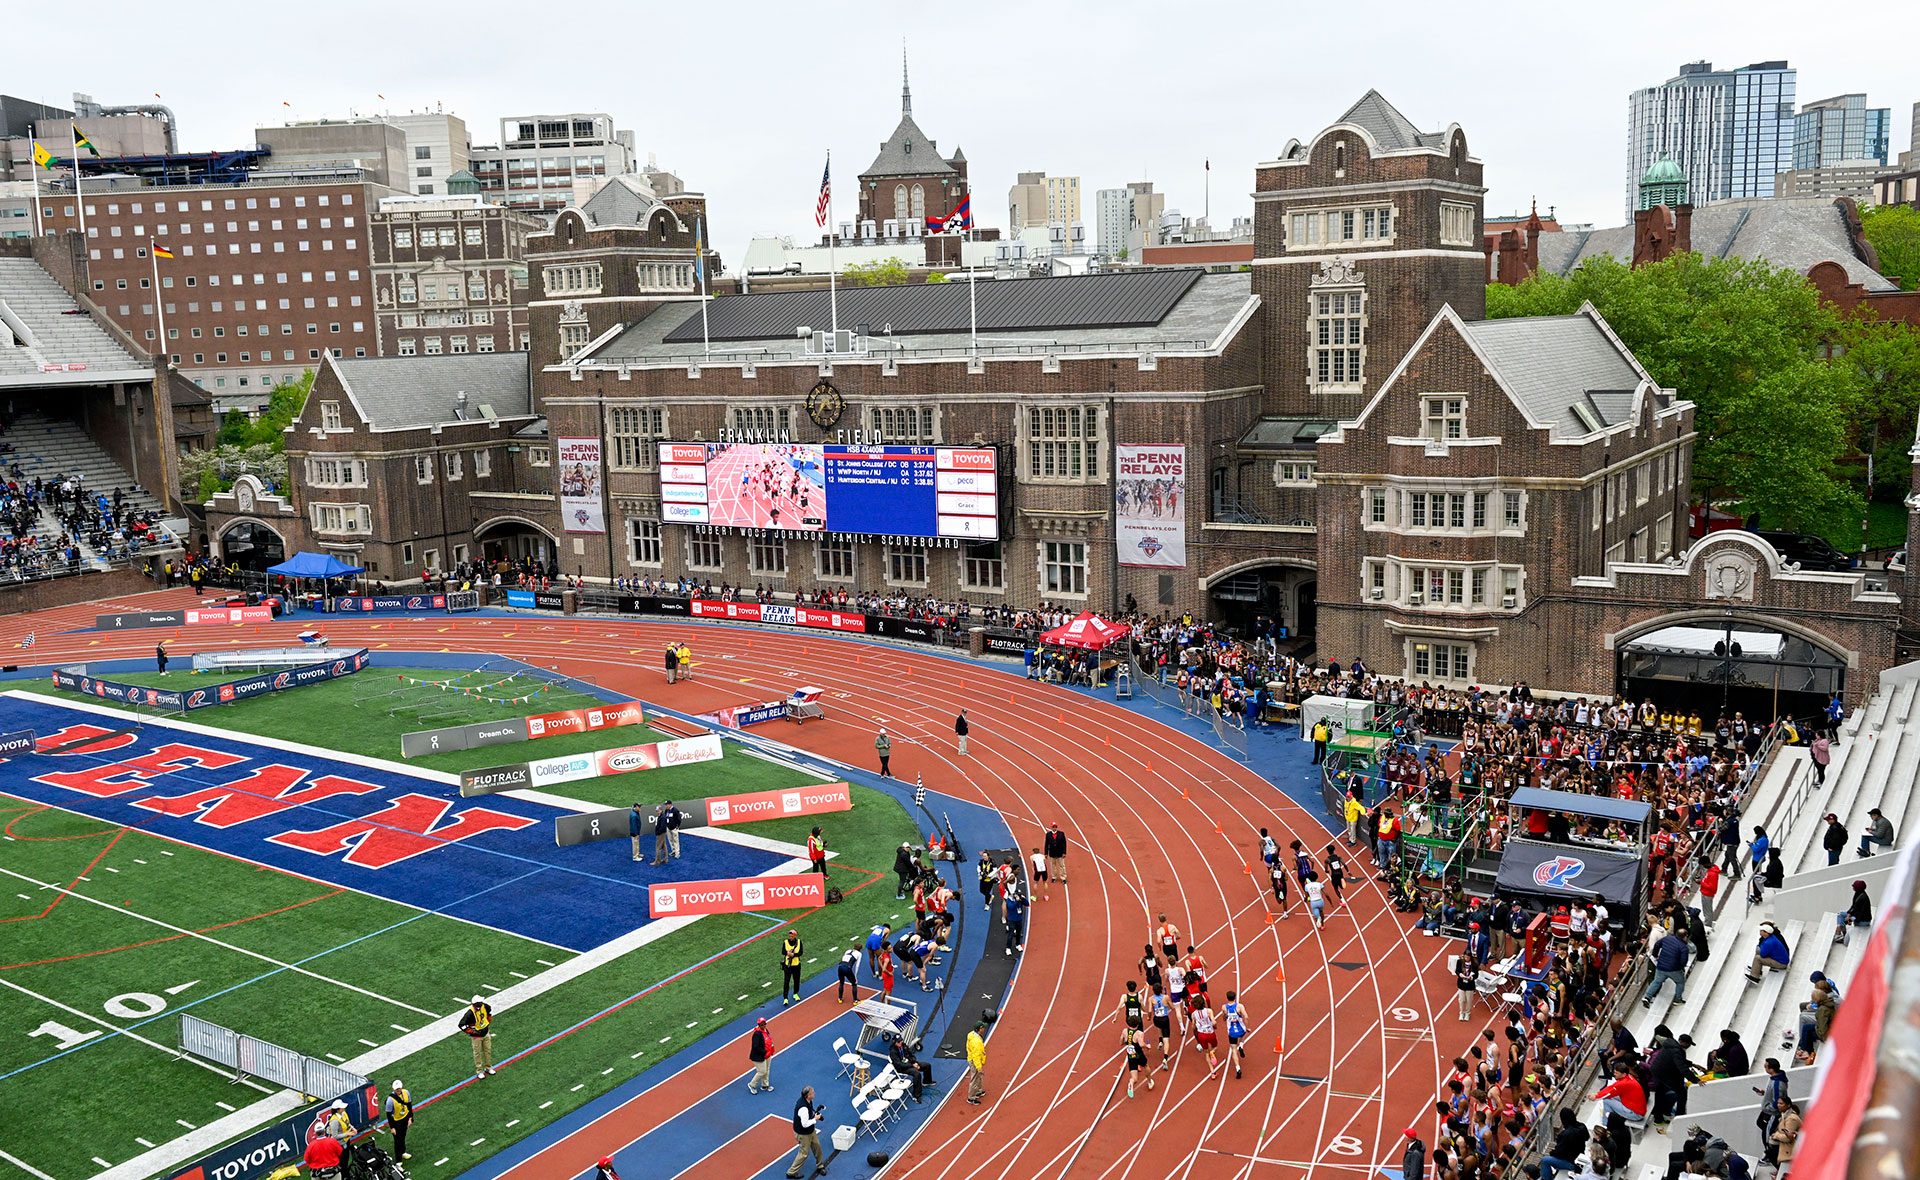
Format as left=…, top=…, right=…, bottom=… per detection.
left=0, top=694, right=785, bottom=952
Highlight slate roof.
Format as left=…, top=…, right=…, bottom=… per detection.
left=1459, top=313, right=1655, bottom=439
left=661, top=268, right=1201, bottom=345
left=331, top=353, right=533, bottom=429
left=862, top=111, right=957, bottom=181
left=1535, top=198, right=1895, bottom=292
left=579, top=175, right=675, bottom=229
left=590, top=272, right=1257, bottom=365
left=1335, top=90, right=1448, bottom=152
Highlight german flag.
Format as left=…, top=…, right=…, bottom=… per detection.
left=152, top=242, right=174, bottom=259
left=72, top=123, right=99, bottom=157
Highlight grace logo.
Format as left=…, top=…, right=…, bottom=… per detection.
left=652, top=888, right=678, bottom=913
left=741, top=881, right=765, bottom=907
left=709, top=800, right=731, bottom=823
left=782, top=792, right=803, bottom=814
left=605, top=750, right=651, bottom=772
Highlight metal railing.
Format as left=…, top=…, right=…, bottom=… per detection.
left=1124, top=657, right=1250, bottom=761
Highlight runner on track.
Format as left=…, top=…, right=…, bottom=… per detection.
left=1123, top=1027, right=1154, bottom=1097
left=1156, top=914, right=1181, bottom=963
left=1189, top=1000, right=1222, bottom=1077
left=1221, top=991, right=1252, bottom=1079
left=1148, top=983, right=1176, bottom=1069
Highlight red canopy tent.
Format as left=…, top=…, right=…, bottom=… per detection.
left=1039, top=611, right=1130, bottom=650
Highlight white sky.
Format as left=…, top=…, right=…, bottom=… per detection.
left=11, top=0, right=1918, bottom=267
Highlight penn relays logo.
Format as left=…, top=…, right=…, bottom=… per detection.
left=273, top=673, right=293, bottom=690
left=407, top=597, right=425, bottom=609
left=1534, top=855, right=1586, bottom=889
left=188, top=690, right=209, bottom=707
left=1136, top=536, right=1165, bottom=559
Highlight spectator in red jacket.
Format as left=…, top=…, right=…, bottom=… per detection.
left=1590, top=1062, right=1648, bottom=1123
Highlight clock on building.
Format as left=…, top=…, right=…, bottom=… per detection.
left=806, top=380, right=846, bottom=430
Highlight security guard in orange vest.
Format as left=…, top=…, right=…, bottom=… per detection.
left=807, top=827, right=828, bottom=877
left=780, top=930, right=805, bottom=1005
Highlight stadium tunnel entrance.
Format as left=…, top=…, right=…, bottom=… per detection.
left=217, top=520, right=286, bottom=572
left=475, top=516, right=556, bottom=568
left=1616, top=617, right=1847, bottom=724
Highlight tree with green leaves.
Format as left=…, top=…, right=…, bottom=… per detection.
left=1860, top=204, right=1920, bottom=292
left=183, top=370, right=313, bottom=499
left=924, top=271, right=950, bottom=284
left=840, top=257, right=911, bottom=287
left=1488, top=253, right=1872, bottom=535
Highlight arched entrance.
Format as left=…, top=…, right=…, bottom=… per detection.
left=1616, top=618, right=1847, bottom=723
left=219, top=520, right=285, bottom=572
left=1205, top=561, right=1317, bottom=639
left=474, top=517, right=556, bottom=569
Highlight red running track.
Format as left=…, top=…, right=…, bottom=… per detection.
left=0, top=590, right=1469, bottom=1180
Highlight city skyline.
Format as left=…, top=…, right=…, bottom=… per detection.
left=7, top=0, right=1917, bottom=266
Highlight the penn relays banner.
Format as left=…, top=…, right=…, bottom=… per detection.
left=648, top=873, right=826, bottom=917
left=1116, top=444, right=1187, bottom=568
left=558, top=436, right=606, bottom=534
left=95, top=604, right=277, bottom=630
left=460, top=732, right=723, bottom=796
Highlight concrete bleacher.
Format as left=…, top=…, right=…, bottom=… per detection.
left=1581, top=665, right=1919, bottom=1172
left=0, top=256, right=154, bottom=379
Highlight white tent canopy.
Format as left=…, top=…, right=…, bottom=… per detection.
left=1622, top=625, right=1786, bottom=660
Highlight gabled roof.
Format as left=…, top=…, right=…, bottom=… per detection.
left=1457, top=311, right=1656, bottom=438
left=861, top=112, right=957, bottom=181
left=328, top=353, right=534, bottom=430
left=1536, top=198, right=1896, bottom=292
left=1334, top=90, right=1448, bottom=152
left=579, top=174, right=676, bottom=230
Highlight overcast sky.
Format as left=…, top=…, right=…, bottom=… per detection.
left=12, top=0, right=1917, bottom=267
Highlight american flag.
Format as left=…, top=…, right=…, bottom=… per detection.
left=814, top=157, right=831, bottom=227
left=20, top=633, right=34, bottom=648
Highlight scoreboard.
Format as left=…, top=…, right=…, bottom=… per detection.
left=657, top=443, right=999, bottom=541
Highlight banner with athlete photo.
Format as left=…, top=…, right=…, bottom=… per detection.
left=1115, top=445, right=1187, bottom=568
left=557, top=436, right=606, bottom=534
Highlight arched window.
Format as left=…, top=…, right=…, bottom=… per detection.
left=894, top=185, right=909, bottom=225
left=911, top=184, right=925, bottom=222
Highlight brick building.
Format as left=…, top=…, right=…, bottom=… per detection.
left=33, top=178, right=395, bottom=410
left=854, top=60, right=968, bottom=236
left=368, top=194, right=541, bottom=360
left=200, top=351, right=543, bottom=575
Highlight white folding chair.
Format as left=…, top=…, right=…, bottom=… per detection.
left=1475, top=972, right=1502, bottom=1011
left=833, top=1037, right=861, bottom=1080
left=860, top=1097, right=891, bottom=1140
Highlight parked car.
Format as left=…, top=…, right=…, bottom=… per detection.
left=1754, top=530, right=1857, bottom=571
left=1889, top=548, right=1907, bottom=574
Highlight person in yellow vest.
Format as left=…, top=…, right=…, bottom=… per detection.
left=965, top=1022, right=989, bottom=1104
left=677, top=642, right=694, bottom=682
left=1311, top=719, right=1332, bottom=765
left=807, top=827, right=828, bottom=877
left=459, top=995, right=495, bottom=1077
left=384, top=1079, right=414, bottom=1160
left=1344, top=793, right=1366, bottom=847
left=779, top=930, right=804, bottom=1006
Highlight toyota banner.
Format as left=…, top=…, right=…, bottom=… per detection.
left=648, top=873, right=826, bottom=918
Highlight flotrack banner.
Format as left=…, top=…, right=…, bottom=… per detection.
left=1115, top=444, right=1187, bottom=568
left=558, top=436, right=606, bottom=534
left=460, top=732, right=724, bottom=796
left=51, top=650, right=372, bottom=712
left=648, top=873, right=827, bottom=918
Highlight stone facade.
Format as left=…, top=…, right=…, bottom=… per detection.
left=369, top=196, right=541, bottom=360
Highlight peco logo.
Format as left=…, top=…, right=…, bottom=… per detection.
left=741, top=881, right=765, bottom=907
left=781, top=792, right=803, bottom=813
left=652, top=888, right=677, bottom=913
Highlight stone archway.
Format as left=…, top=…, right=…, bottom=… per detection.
left=218, top=519, right=286, bottom=572
left=1614, top=614, right=1849, bottom=724
left=1203, top=559, right=1318, bottom=638
left=474, top=516, right=557, bottom=569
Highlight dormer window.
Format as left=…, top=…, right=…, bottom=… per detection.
left=320, top=401, right=342, bottom=430
left=1423, top=397, right=1466, bottom=441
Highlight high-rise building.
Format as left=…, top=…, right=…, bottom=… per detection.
left=1008, top=172, right=1047, bottom=233
left=469, top=114, right=639, bottom=217
left=256, top=118, right=411, bottom=188
left=1095, top=187, right=1130, bottom=258
left=1045, top=176, right=1081, bottom=228
left=1626, top=60, right=1796, bottom=214
left=1794, top=94, right=1891, bottom=169
left=389, top=112, right=470, bottom=197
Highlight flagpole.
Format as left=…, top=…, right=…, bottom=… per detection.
left=72, top=123, right=87, bottom=245
left=28, top=129, right=42, bottom=238
left=826, top=149, right=838, bottom=339
left=150, top=241, right=168, bottom=366
left=969, top=262, right=978, bottom=358
left=697, top=216, right=711, bottom=361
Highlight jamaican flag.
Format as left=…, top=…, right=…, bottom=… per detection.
left=72, top=123, right=99, bottom=157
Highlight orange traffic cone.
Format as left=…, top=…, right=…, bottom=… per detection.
left=1274, top=964, right=1286, bottom=984
left=1273, top=1036, right=1284, bottom=1054
left=1214, top=820, right=1223, bottom=835
left=1265, top=912, right=1276, bottom=925
left=1180, top=785, right=1189, bottom=800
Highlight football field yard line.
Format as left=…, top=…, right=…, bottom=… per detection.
left=0, top=865, right=437, bottom=1017
left=0, top=975, right=274, bottom=1092
left=0, top=1147, right=58, bottom=1180
left=87, top=870, right=802, bottom=1180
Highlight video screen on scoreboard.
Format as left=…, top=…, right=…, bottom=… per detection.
left=656, top=442, right=998, bottom=540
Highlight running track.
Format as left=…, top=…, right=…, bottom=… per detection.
left=1, top=589, right=1465, bottom=1180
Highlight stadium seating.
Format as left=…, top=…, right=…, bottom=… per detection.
left=0, top=257, right=152, bottom=376
left=1578, top=669, right=1920, bottom=1173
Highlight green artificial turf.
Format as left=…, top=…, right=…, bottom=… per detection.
left=1, top=673, right=921, bottom=1180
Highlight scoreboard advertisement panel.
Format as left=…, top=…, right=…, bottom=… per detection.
left=657, top=442, right=998, bottom=540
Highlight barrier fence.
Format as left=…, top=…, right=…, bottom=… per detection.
left=180, top=1014, right=368, bottom=1098
left=1124, top=657, right=1250, bottom=761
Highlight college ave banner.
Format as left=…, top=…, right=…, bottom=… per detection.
left=558, top=436, right=606, bottom=534
left=649, top=873, right=827, bottom=918
left=1115, top=445, right=1187, bottom=568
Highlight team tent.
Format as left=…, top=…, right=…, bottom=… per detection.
left=267, top=551, right=366, bottom=580
left=1039, top=611, right=1130, bottom=650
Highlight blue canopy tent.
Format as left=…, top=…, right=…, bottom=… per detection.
left=266, top=552, right=365, bottom=579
